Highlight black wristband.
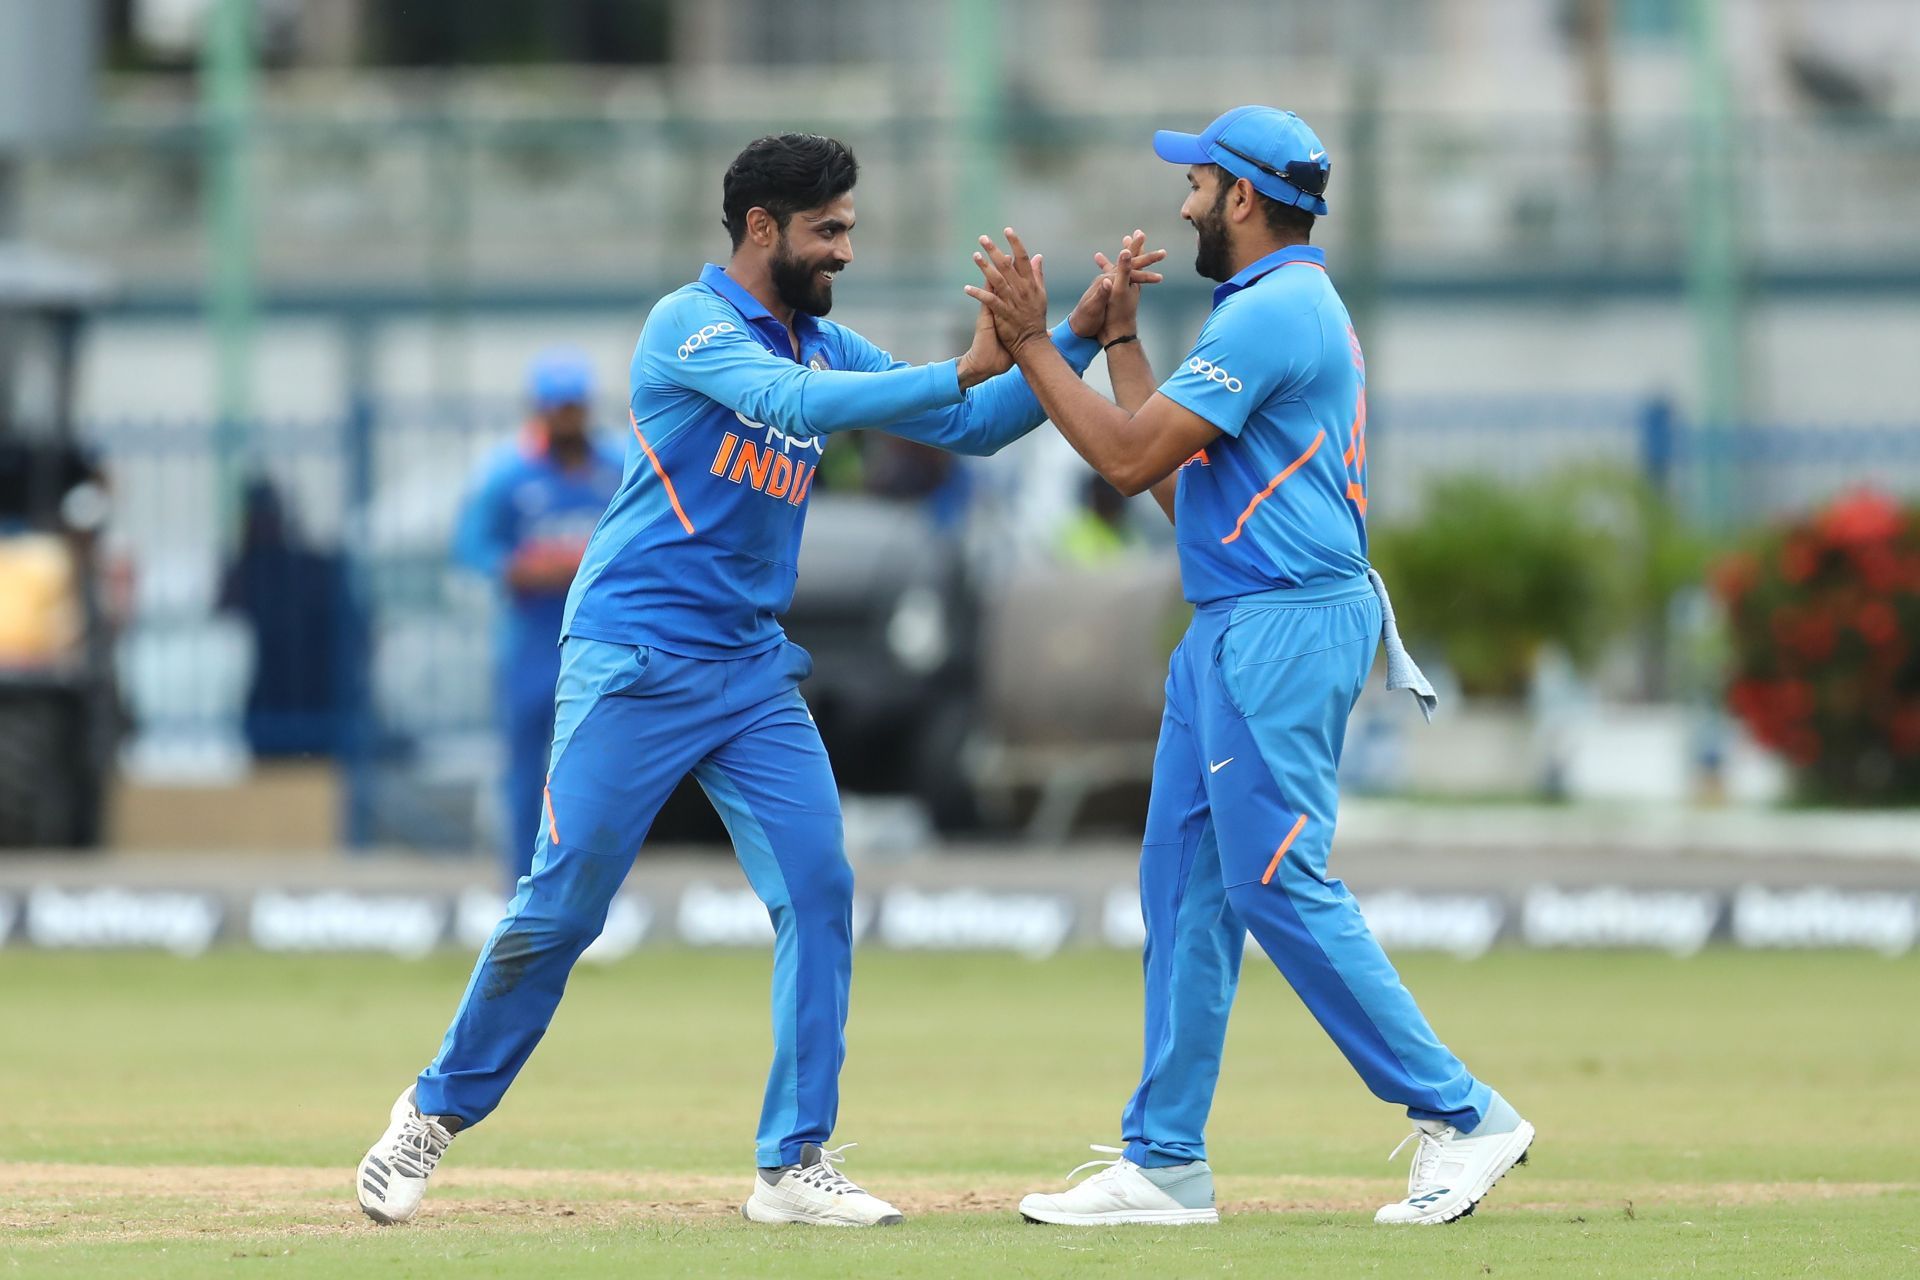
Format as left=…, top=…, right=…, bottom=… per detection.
left=1102, top=334, right=1139, bottom=351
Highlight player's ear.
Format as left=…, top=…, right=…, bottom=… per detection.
left=1231, top=177, right=1258, bottom=224
left=747, top=207, right=779, bottom=248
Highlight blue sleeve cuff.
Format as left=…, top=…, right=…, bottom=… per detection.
left=932, top=357, right=965, bottom=403
left=1050, top=320, right=1100, bottom=376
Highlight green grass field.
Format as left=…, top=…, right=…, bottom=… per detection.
left=2, top=945, right=1916, bottom=1277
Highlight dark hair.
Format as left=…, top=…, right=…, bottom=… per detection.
left=1208, top=163, right=1315, bottom=243
left=722, top=134, right=860, bottom=249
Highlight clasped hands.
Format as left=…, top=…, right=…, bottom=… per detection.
left=956, top=229, right=1165, bottom=384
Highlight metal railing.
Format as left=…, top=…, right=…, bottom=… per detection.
left=81, top=389, right=1920, bottom=846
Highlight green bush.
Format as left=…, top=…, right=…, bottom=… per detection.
left=1369, top=469, right=1707, bottom=699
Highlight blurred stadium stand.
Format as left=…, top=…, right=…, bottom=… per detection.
left=6, top=0, right=1920, bottom=853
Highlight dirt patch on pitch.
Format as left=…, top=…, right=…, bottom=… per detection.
left=2, top=1163, right=1913, bottom=1242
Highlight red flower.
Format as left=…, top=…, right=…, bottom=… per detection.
left=1889, top=705, right=1920, bottom=757
left=1856, top=600, right=1900, bottom=649
left=1727, top=679, right=1765, bottom=720
left=1780, top=537, right=1820, bottom=585
left=1775, top=678, right=1816, bottom=722
left=1852, top=545, right=1903, bottom=594
left=1818, top=489, right=1904, bottom=547
left=1785, top=613, right=1838, bottom=663
left=1782, top=727, right=1822, bottom=766
left=1722, top=490, right=1920, bottom=799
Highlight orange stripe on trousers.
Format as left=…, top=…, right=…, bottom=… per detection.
left=1221, top=430, right=1325, bottom=545
left=631, top=410, right=695, bottom=535
left=543, top=785, right=561, bottom=845
left=1260, top=813, right=1310, bottom=885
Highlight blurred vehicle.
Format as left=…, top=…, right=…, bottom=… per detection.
left=791, top=494, right=982, bottom=829
left=0, top=243, right=116, bottom=847
left=645, top=492, right=982, bottom=842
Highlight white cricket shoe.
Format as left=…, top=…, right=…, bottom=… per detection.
left=1019, top=1145, right=1218, bottom=1226
left=357, top=1086, right=459, bottom=1225
left=742, top=1142, right=904, bottom=1227
left=1374, top=1116, right=1534, bottom=1225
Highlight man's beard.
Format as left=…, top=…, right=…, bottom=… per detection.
left=1193, top=185, right=1233, bottom=283
left=772, top=240, right=838, bottom=317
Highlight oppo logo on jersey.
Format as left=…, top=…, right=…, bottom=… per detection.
left=677, top=322, right=737, bottom=359
left=709, top=431, right=817, bottom=506
left=733, top=413, right=823, bottom=456
left=1186, top=357, right=1243, bottom=393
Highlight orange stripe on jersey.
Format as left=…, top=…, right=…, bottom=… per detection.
left=630, top=410, right=695, bottom=535
left=1344, top=391, right=1368, bottom=467
left=1220, top=430, right=1325, bottom=545
left=1260, top=813, right=1310, bottom=885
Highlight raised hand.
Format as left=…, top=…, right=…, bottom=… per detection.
left=964, top=228, right=1051, bottom=359
left=1093, top=229, right=1166, bottom=344
left=955, top=299, right=1013, bottom=388
left=1065, top=267, right=1115, bottom=341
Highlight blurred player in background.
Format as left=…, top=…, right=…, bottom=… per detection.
left=358, top=132, right=1163, bottom=1229
left=968, top=106, right=1532, bottom=1228
left=451, top=350, right=624, bottom=886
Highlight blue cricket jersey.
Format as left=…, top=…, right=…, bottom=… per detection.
left=453, top=431, right=626, bottom=684
left=562, top=263, right=1099, bottom=659
left=1157, top=245, right=1371, bottom=603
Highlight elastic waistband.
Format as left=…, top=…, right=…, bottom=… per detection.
left=1196, top=572, right=1376, bottom=611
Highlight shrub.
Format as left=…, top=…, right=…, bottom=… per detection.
left=1714, top=489, right=1920, bottom=804
left=1369, top=469, right=1704, bottom=699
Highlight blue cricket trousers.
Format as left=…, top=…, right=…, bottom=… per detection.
left=417, top=635, right=852, bottom=1168
left=1122, top=574, right=1490, bottom=1167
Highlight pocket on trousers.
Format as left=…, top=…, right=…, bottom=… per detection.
left=1219, top=602, right=1375, bottom=718
left=599, top=643, right=662, bottom=698
left=782, top=640, right=815, bottom=685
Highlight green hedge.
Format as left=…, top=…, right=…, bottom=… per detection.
left=1369, top=469, right=1707, bottom=699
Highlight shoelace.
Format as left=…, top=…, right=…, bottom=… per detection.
left=1387, top=1126, right=1452, bottom=1196
left=1064, top=1143, right=1133, bottom=1184
left=388, top=1111, right=453, bottom=1180
left=791, top=1142, right=868, bottom=1197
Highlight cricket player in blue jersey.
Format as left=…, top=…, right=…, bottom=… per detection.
left=451, top=350, right=624, bottom=886
left=968, top=107, right=1533, bottom=1228
left=357, top=133, right=1164, bottom=1228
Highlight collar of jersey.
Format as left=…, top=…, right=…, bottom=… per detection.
left=1211, top=244, right=1326, bottom=308
left=699, top=263, right=822, bottom=356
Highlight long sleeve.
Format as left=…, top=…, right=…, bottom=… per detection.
left=635, top=294, right=965, bottom=439
left=844, top=321, right=1101, bottom=457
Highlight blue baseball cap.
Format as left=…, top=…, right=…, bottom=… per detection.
left=1152, top=106, right=1331, bottom=216
left=526, top=347, right=595, bottom=410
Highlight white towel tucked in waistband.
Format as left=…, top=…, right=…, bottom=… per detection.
left=1366, top=567, right=1438, bottom=723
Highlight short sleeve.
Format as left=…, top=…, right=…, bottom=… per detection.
left=1156, top=296, right=1316, bottom=438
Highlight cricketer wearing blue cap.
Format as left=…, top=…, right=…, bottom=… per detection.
left=969, top=107, right=1534, bottom=1229
left=452, top=349, right=625, bottom=886
left=357, top=133, right=1167, bottom=1230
